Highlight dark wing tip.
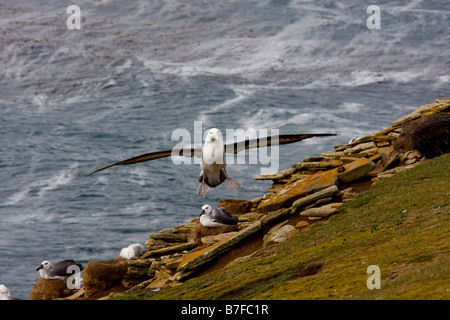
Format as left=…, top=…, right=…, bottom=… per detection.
left=89, top=147, right=200, bottom=175
left=89, top=164, right=116, bottom=175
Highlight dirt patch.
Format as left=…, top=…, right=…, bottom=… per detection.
left=339, top=176, right=373, bottom=194
left=192, top=230, right=264, bottom=278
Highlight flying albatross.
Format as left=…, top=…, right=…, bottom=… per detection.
left=90, top=129, right=336, bottom=197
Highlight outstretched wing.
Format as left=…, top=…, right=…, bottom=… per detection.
left=224, top=133, right=337, bottom=154
left=90, top=147, right=202, bottom=175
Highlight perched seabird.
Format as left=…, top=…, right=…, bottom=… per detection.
left=36, top=260, right=84, bottom=280
left=348, top=137, right=359, bottom=144
left=0, top=284, right=18, bottom=300
left=90, top=129, right=336, bottom=197
left=199, top=204, right=239, bottom=227
left=119, top=243, right=146, bottom=259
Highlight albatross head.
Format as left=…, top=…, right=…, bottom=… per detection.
left=36, top=260, right=52, bottom=278
left=205, top=128, right=222, bottom=144
left=36, top=260, right=51, bottom=272
left=200, top=204, right=213, bottom=216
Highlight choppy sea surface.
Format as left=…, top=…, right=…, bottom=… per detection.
left=0, top=0, right=449, bottom=299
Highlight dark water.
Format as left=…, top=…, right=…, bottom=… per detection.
left=0, top=0, right=448, bottom=299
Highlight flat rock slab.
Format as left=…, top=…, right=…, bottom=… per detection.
left=336, top=157, right=375, bottom=184
left=149, top=232, right=189, bottom=242
left=201, top=232, right=239, bottom=246
left=299, top=202, right=344, bottom=218
left=292, top=185, right=339, bottom=209
left=257, top=169, right=339, bottom=212
left=264, top=224, right=299, bottom=246
left=176, top=221, right=261, bottom=273
left=142, top=242, right=197, bottom=258
left=257, top=157, right=374, bottom=212
left=218, top=199, right=254, bottom=214
left=292, top=160, right=343, bottom=170
left=391, top=100, right=450, bottom=127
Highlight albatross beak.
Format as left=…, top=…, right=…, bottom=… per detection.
left=36, top=265, right=43, bottom=271
left=199, top=209, right=205, bottom=217
left=215, top=132, right=220, bottom=143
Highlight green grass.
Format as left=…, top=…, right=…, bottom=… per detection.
left=114, top=154, right=450, bottom=300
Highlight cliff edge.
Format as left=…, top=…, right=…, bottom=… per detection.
left=30, top=98, right=450, bottom=300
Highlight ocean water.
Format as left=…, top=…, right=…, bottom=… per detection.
left=0, top=0, right=448, bottom=299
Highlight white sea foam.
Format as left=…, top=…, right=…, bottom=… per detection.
left=3, top=167, right=80, bottom=206
left=198, top=86, right=254, bottom=125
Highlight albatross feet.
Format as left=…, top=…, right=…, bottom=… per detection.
left=226, top=178, right=241, bottom=191
left=197, top=182, right=211, bottom=197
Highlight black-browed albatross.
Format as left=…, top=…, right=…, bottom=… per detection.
left=199, top=204, right=239, bottom=227
left=36, top=260, right=84, bottom=280
left=90, top=129, right=336, bottom=197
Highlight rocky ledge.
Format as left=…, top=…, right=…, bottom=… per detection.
left=28, top=98, right=450, bottom=300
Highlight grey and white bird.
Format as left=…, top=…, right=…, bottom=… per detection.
left=119, top=243, right=146, bottom=259
left=36, top=260, right=84, bottom=280
left=0, top=284, right=18, bottom=300
left=199, top=204, right=239, bottom=227
left=90, top=128, right=336, bottom=197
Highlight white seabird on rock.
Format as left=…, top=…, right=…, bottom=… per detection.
left=119, top=243, right=146, bottom=259
left=348, top=137, right=359, bottom=144
left=36, top=260, right=84, bottom=280
left=199, top=204, right=239, bottom=227
left=90, top=128, right=336, bottom=197
left=0, top=284, right=18, bottom=300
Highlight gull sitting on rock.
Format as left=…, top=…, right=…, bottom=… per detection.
left=36, top=260, right=84, bottom=280
left=119, top=243, right=146, bottom=259
left=199, top=204, right=239, bottom=227
left=0, top=284, right=18, bottom=300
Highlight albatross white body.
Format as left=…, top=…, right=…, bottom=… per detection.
left=198, top=128, right=241, bottom=197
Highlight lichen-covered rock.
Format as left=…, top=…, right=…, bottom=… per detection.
left=218, top=199, right=254, bottom=214
left=149, top=232, right=189, bottom=242
left=257, top=156, right=373, bottom=213
left=201, top=232, right=239, bottom=245
left=123, top=258, right=153, bottom=287
left=292, top=185, right=339, bottom=209
left=295, top=221, right=310, bottom=229
left=292, top=160, right=343, bottom=171
left=264, top=224, right=299, bottom=246
left=257, top=169, right=339, bottom=212
left=177, top=221, right=261, bottom=273
left=336, top=157, right=376, bottom=183
left=193, top=224, right=239, bottom=243
left=146, top=269, right=172, bottom=288
left=142, top=242, right=198, bottom=258
left=253, top=168, right=296, bottom=181
left=391, top=99, right=450, bottom=127
left=299, top=202, right=343, bottom=218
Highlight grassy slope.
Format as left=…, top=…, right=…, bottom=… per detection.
left=117, top=153, right=450, bottom=300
